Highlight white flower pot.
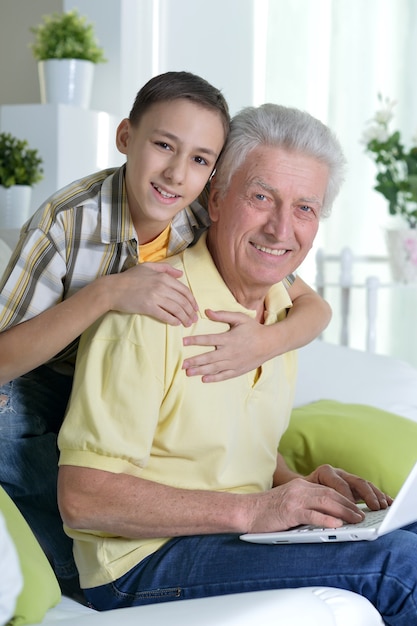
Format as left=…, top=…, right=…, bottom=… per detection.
left=385, top=228, right=417, bottom=283
left=0, top=185, right=32, bottom=229
left=38, top=59, right=95, bottom=109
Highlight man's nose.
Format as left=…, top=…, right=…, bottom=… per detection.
left=266, top=207, right=293, bottom=239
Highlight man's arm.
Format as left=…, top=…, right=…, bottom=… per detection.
left=0, top=262, right=198, bottom=385
left=182, top=275, right=331, bottom=382
left=58, top=463, right=367, bottom=539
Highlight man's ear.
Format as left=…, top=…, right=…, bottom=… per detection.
left=208, top=176, right=221, bottom=223
left=115, top=119, right=130, bottom=155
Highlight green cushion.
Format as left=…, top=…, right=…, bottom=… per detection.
left=280, top=400, right=417, bottom=497
left=0, top=486, right=61, bottom=625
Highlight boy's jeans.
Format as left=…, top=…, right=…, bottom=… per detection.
left=0, top=365, right=81, bottom=597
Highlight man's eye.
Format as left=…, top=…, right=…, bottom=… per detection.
left=298, top=205, right=319, bottom=219
left=255, top=193, right=267, bottom=201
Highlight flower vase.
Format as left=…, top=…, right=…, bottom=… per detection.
left=385, top=228, right=417, bottom=283
left=38, top=59, right=94, bottom=109
left=0, top=185, right=32, bottom=229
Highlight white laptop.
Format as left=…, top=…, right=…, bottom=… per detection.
left=240, top=461, right=417, bottom=544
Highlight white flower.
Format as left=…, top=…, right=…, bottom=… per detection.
left=362, top=95, right=417, bottom=228
left=361, top=124, right=389, bottom=145
left=374, top=108, right=394, bottom=125
left=374, top=96, right=396, bottom=124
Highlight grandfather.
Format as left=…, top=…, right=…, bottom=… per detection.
left=58, top=104, right=417, bottom=625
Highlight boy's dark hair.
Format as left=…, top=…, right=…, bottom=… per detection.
left=129, top=71, right=230, bottom=137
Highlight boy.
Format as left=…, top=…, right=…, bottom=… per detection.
left=0, top=72, right=330, bottom=597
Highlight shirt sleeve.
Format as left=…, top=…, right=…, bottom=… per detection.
left=58, top=312, right=167, bottom=477
left=0, top=227, right=67, bottom=331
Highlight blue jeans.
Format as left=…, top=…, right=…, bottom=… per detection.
left=0, top=365, right=81, bottom=598
left=85, top=527, right=417, bottom=626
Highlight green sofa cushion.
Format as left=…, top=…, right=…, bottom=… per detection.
left=280, top=400, right=417, bottom=497
left=0, top=486, right=61, bottom=625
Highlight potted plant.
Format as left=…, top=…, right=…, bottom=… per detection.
left=362, top=95, right=417, bottom=283
left=0, top=132, right=43, bottom=229
left=30, top=9, right=106, bottom=109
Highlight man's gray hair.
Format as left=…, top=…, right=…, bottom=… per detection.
left=213, top=103, right=346, bottom=218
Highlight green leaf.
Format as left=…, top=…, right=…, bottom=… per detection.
left=0, top=132, right=43, bottom=188
left=29, top=9, right=106, bottom=63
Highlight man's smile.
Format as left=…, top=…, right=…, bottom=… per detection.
left=251, top=242, right=287, bottom=256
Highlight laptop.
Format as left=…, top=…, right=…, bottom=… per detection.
left=240, top=461, right=417, bottom=544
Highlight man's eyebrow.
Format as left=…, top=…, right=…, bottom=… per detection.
left=300, top=196, right=323, bottom=207
left=250, top=178, right=323, bottom=206
left=154, top=129, right=219, bottom=158
left=255, top=180, right=276, bottom=193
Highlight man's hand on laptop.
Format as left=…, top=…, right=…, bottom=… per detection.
left=246, top=478, right=365, bottom=533
left=305, top=464, right=393, bottom=511
left=245, top=465, right=393, bottom=534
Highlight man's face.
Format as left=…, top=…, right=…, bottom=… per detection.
left=116, top=99, right=226, bottom=244
left=208, top=146, right=329, bottom=307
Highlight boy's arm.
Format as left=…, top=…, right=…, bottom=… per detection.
left=182, top=275, right=331, bottom=382
left=283, top=274, right=332, bottom=345
left=0, top=262, right=198, bottom=386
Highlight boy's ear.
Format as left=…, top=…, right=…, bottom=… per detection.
left=116, top=119, right=130, bottom=155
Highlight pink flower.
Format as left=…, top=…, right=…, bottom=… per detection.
left=405, top=237, right=417, bottom=265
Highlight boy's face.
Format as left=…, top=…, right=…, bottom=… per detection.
left=116, top=99, right=226, bottom=244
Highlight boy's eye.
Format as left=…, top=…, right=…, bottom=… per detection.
left=156, top=141, right=171, bottom=151
left=194, top=156, right=208, bottom=166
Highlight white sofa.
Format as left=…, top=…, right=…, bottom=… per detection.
left=34, top=588, right=383, bottom=625
left=4, top=236, right=417, bottom=625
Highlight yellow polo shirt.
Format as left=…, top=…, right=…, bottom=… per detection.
left=58, top=233, right=297, bottom=588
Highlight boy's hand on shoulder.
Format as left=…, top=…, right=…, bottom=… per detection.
left=183, top=310, right=270, bottom=382
left=108, top=263, right=198, bottom=326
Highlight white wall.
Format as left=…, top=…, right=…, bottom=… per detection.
left=0, top=0, right=260, bottom=183
left=0, top=0, right=260, bottom=211
left=0, top=0, right=62, bottom=105
left=1, top=0, right=259, bottom=116
left=68, top=0, right=259, bottom=118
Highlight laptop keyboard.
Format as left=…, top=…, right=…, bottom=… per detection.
left=301, top=507, right=388, bottom=533
left=342, top=507, right=387, bottom=530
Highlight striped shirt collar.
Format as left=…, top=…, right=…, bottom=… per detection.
left=101, top=165, right=211, bottom=253
left=101, top=165, right=135, bottom=244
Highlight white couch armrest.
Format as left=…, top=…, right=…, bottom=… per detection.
left=32, top=587, right=383, bottom=626
left=295, top=339, right=417, bottom=421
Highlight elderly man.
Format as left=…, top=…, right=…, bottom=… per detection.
left=58, top=104, right=417, bottom=625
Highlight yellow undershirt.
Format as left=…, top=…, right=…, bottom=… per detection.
left=138, top=224, right=171, bottom=263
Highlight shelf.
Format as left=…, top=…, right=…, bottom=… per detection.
left=0, top=104, right=125, bottom=217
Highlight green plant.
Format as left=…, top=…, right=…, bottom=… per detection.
left=30, top=9, right=106, bottom=64
left=0, top=132, right=44, bottom=188
left=362, top=95, right=417, bottom=229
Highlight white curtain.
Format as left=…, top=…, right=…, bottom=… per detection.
left=265, top=0, right=417, bottom=255
left=264, top=0, right=417, bottom=363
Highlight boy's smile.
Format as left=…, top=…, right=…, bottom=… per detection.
left=116, top=99, right=226, bottom=245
